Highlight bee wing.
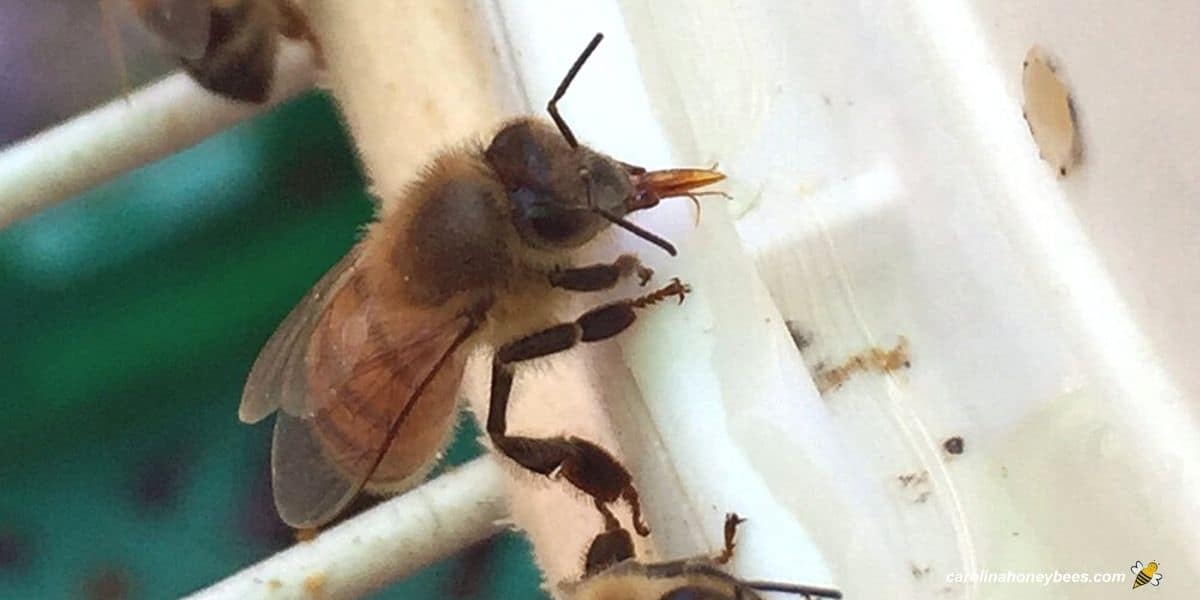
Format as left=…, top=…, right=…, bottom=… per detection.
left=270, top=308, right=472, bottom=527
left=240, top=246, right=364, bottom=424
left=242, top=246, right=478, bottom=527
left=1151, top=573, right=1162, bottom=585
left=1132, top=561, right=1144, bottom=574
left=130, top=0, right=213, bottom=61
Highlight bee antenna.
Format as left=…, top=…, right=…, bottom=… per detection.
left=547, top=33, right=604, bottom=149
left=593, top=208, right=677, bottom=256
left=742, top=581, right=844, bottom=599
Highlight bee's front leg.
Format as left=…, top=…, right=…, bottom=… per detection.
left=548, top=254, right=653, bottom=291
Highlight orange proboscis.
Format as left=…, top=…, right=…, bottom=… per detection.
left=629, top=168, right=727, bottom=226
left=630, top=168, right=726, bottom=215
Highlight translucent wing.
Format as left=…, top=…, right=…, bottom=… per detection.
left=242, top=246, right=477, bottom=527
left=240, top=246, right=364, bottom=424
left=129, top=0, right=212, bottom=61
left=270, top=313, right=471, bottom=527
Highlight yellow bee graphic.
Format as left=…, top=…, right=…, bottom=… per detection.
left=1131, top=560, right=1163, bottom=589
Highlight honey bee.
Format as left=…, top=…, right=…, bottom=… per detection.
left=565, top=513, right=844, bottom=600
left=126, top=0, right=322, bottom=102
left=238, top=33, right=725, bottom=529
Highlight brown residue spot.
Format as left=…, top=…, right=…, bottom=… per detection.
left=943, top=436, right=965, bottom=456
left=911, top=563, right=932, bottom=578
left=303, top=573, right=327, bottom=597
left=1022, top=46, right=1082, bottom=176
left=294, top=527, right=319, bottom=543
left=814, top=336, right=910, bottom=393
left=268, top=579, right=283, bottom=590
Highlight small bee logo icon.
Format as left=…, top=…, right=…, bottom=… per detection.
left=1131, top=561, right=1163, bottom=589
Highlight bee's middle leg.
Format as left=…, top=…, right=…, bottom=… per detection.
left=486, top=279, right=689, bottom=536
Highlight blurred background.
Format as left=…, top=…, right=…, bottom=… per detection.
left=0, top=1, right=541, bottom=597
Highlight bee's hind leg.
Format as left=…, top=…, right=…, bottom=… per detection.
left=486, top=279, right=690, bottom=537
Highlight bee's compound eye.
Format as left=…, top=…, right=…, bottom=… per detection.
left=485, top=120, right=568, bottom=192
left=509, top=188, right=599, bottom=248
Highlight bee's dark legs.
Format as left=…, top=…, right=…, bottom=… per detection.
left=713, top=512, right=746, bottom=565
left=488, top=359, right=651, bottom=537
left=583, top=506, right=635, bottom=576
left=486, top=279, right=690, bottom=537
left=549, top=254, right=653, bottom=291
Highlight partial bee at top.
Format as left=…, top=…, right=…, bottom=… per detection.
left=115, top=0, right=322, bottom=103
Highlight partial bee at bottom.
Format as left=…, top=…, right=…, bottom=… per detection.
left=564, top=512, right=844, bottom=600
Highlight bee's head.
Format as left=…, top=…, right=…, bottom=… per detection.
left=486, top=33, right=724, bottom=256
left=484, top=119, right=632, bottom=250
left=485, top=119, right=722, bottom=255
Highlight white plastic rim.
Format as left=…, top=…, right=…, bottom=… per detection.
left=0, top=44, right=316, bottom=229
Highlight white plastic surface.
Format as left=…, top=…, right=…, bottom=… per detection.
left=498, top=1, right=1199, bottom=599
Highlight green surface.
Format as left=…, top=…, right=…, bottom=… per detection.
left=0, top=93, right=543, bottom=599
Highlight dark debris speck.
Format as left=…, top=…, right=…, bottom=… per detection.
left=129, top=449, right=192, bottom=515
left=785, top=320, right=811, bottom=351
